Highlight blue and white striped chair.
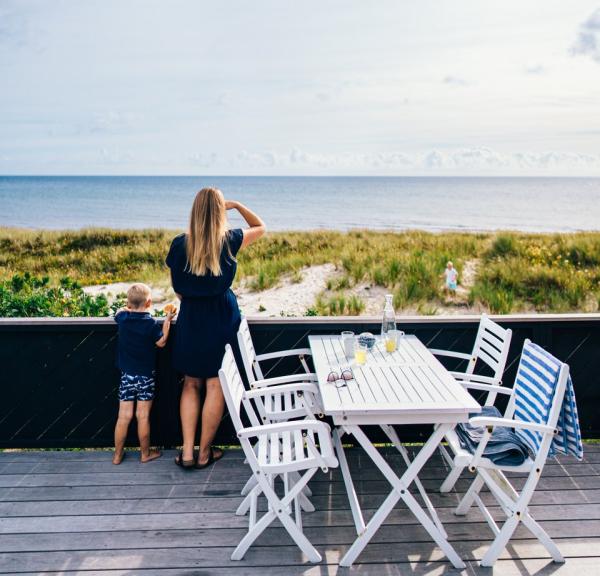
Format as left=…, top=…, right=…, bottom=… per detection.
left=451, top=339, right=583, bottom=567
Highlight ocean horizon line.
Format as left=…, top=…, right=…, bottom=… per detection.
left=2, top=174, right=600, bottom=179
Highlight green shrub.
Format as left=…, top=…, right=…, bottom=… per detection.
left=469, top=280, right=514, bottom=314
left=0, top=273, right=111, bottom=317
left=487, top=234, right=519, bottom=259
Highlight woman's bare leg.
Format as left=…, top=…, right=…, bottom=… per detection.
left=198, top=376, right=225, bottom=465
left=180, top=376, right=203, bottom=461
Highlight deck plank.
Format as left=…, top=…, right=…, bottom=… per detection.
left=2, top=539, right=600, bottom=573
left=1, top=503, right=599, bottom=534
left=3, top=486, right=600, bottom=516
left=9, top=559, right=600, bottom=576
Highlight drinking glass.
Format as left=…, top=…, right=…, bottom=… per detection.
left=385, top=329, right=404, bottom=352
left=354, top=340, right=367, bottom=365
left=341, top=330, right=355, bottom=358
left=385, top=334, right=397, bottom=353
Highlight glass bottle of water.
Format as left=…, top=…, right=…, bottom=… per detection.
left=381, top=294, right=396, bottom=337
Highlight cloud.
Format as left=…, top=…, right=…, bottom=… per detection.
left=424, top=150, right=445, bottom=168
left=512, top=151, right=599, bottom=169
left=424, top=148, right=508, bottom=170
left=235, top=150, right=280, bottom=168
left=216, top=92, right=230, bottom=106
left=100, top=148, right=134, bottom=164
left=229, top=146, right=600, bottom=174
left=571, top=9, right=600, bottom=63
left=0, top=1, right=47, bottom=53
left=188, top=152, right=218, bottom=168
left=525, top=64, right=546, bottom=75
left=443, top=75, right=468, bottom=87
left=449, top=147, right=510, bottom=168
left=315, top=92, right=331, bottom=102
left=88, top=111, right=138, bottom=134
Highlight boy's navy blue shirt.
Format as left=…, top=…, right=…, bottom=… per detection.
left=115, top=311, right=163, bottom=377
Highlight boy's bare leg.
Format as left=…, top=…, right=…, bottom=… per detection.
left=198, top=376, right=225, bottom=465
left=180, top=376, right=203, bottom=462
left=136, top=400, right=161, bottom=463
left=113, top=401, right=134, bottom=465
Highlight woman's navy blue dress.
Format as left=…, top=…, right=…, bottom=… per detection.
left=166, top=229, right=244, bottom=378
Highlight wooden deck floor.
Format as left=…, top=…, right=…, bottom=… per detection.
left=0, top=444, right=599, bottom=575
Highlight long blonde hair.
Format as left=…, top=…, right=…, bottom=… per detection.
left=186, top=187, right=228, bottom=276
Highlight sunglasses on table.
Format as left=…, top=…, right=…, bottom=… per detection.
left=327, top=367, right=355, bottom=388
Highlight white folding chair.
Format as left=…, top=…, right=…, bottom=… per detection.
left=237, top=317, right=323, bottom=422
left=237, top=318, right=322, bottom=510
left=449, top=339, right=578, bottom=566
left=219, top=344, right=338, bottom=563
left=430, top=314, right=512, bottom=492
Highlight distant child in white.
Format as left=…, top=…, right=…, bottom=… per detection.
left=444, top=261, right=458, bottom=292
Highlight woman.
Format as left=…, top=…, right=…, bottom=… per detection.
left=166, top=188, right=265, bottom=468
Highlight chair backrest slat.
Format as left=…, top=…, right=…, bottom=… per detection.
left=469, top=314, right=512, bottom=379
left=477, top=342, right=502, bottom=372
left=480, top=315, right=508, bottom=340
left=481, top=328, right=505, bottom=353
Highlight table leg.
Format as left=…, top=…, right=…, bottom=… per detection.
left=332, top=426, right=365, bottom=534
left=339, top=423, right=465, bottom=569
left=380, top=423, right=448, bottom=538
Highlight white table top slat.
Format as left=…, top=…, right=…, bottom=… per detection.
left=309, top=334, right=481, bottom=425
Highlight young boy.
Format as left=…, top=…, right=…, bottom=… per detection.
left=112, top=283, right=176, bottom=465
left=443, top=261, right=458, bottom=293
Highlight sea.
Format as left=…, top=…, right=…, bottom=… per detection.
left=1, top=176, right=599, bottom=233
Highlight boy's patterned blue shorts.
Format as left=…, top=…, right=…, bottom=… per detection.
left=119, top=372, right=156, bottom=402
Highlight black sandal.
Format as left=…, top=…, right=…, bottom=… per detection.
left=174, top=450, right=195, bottom=469
left=195, top=447, right=224, bottom=469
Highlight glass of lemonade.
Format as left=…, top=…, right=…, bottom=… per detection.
left=385, top=329, right=404, bottom=353
left=385, top=335, right=397, bottom=353
left=354, top=340, right=368, bottom=365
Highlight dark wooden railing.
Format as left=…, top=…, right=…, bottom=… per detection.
left=1, top=314, right=599, bottom=448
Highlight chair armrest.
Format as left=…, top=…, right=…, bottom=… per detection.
left=238, top=419, right=330, bottom=439
left=251, top=373, right=317, bottom=388
left=458, top=382, right=513, bottom=395
left=449, top=372, right=501, bottom=386
left=465, top=415, right=553, bottom=471
left=469, top=416, right=555, bottom=435
left=255, top=348, right=312, bottom=361
left=245, top=382, right=319, bottom=399
left=429, top=348, right=472, bottom=360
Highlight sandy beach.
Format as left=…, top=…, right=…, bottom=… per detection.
left=83, top=259, right=488, bottom=318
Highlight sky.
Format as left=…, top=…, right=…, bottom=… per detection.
left=1, top=0, right=600, bottom=176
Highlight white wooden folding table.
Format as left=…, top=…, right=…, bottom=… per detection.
left=308, top=334, right=481, bottom=568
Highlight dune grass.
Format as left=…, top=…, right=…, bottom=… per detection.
left=470, top=233, right=600, bottom=313
left=1, top=227, right=599, bottom=316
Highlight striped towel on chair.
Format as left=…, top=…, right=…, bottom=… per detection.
left=514, top=341, right=583, bottom=460
left=555, top=374, right=583, bottom=460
